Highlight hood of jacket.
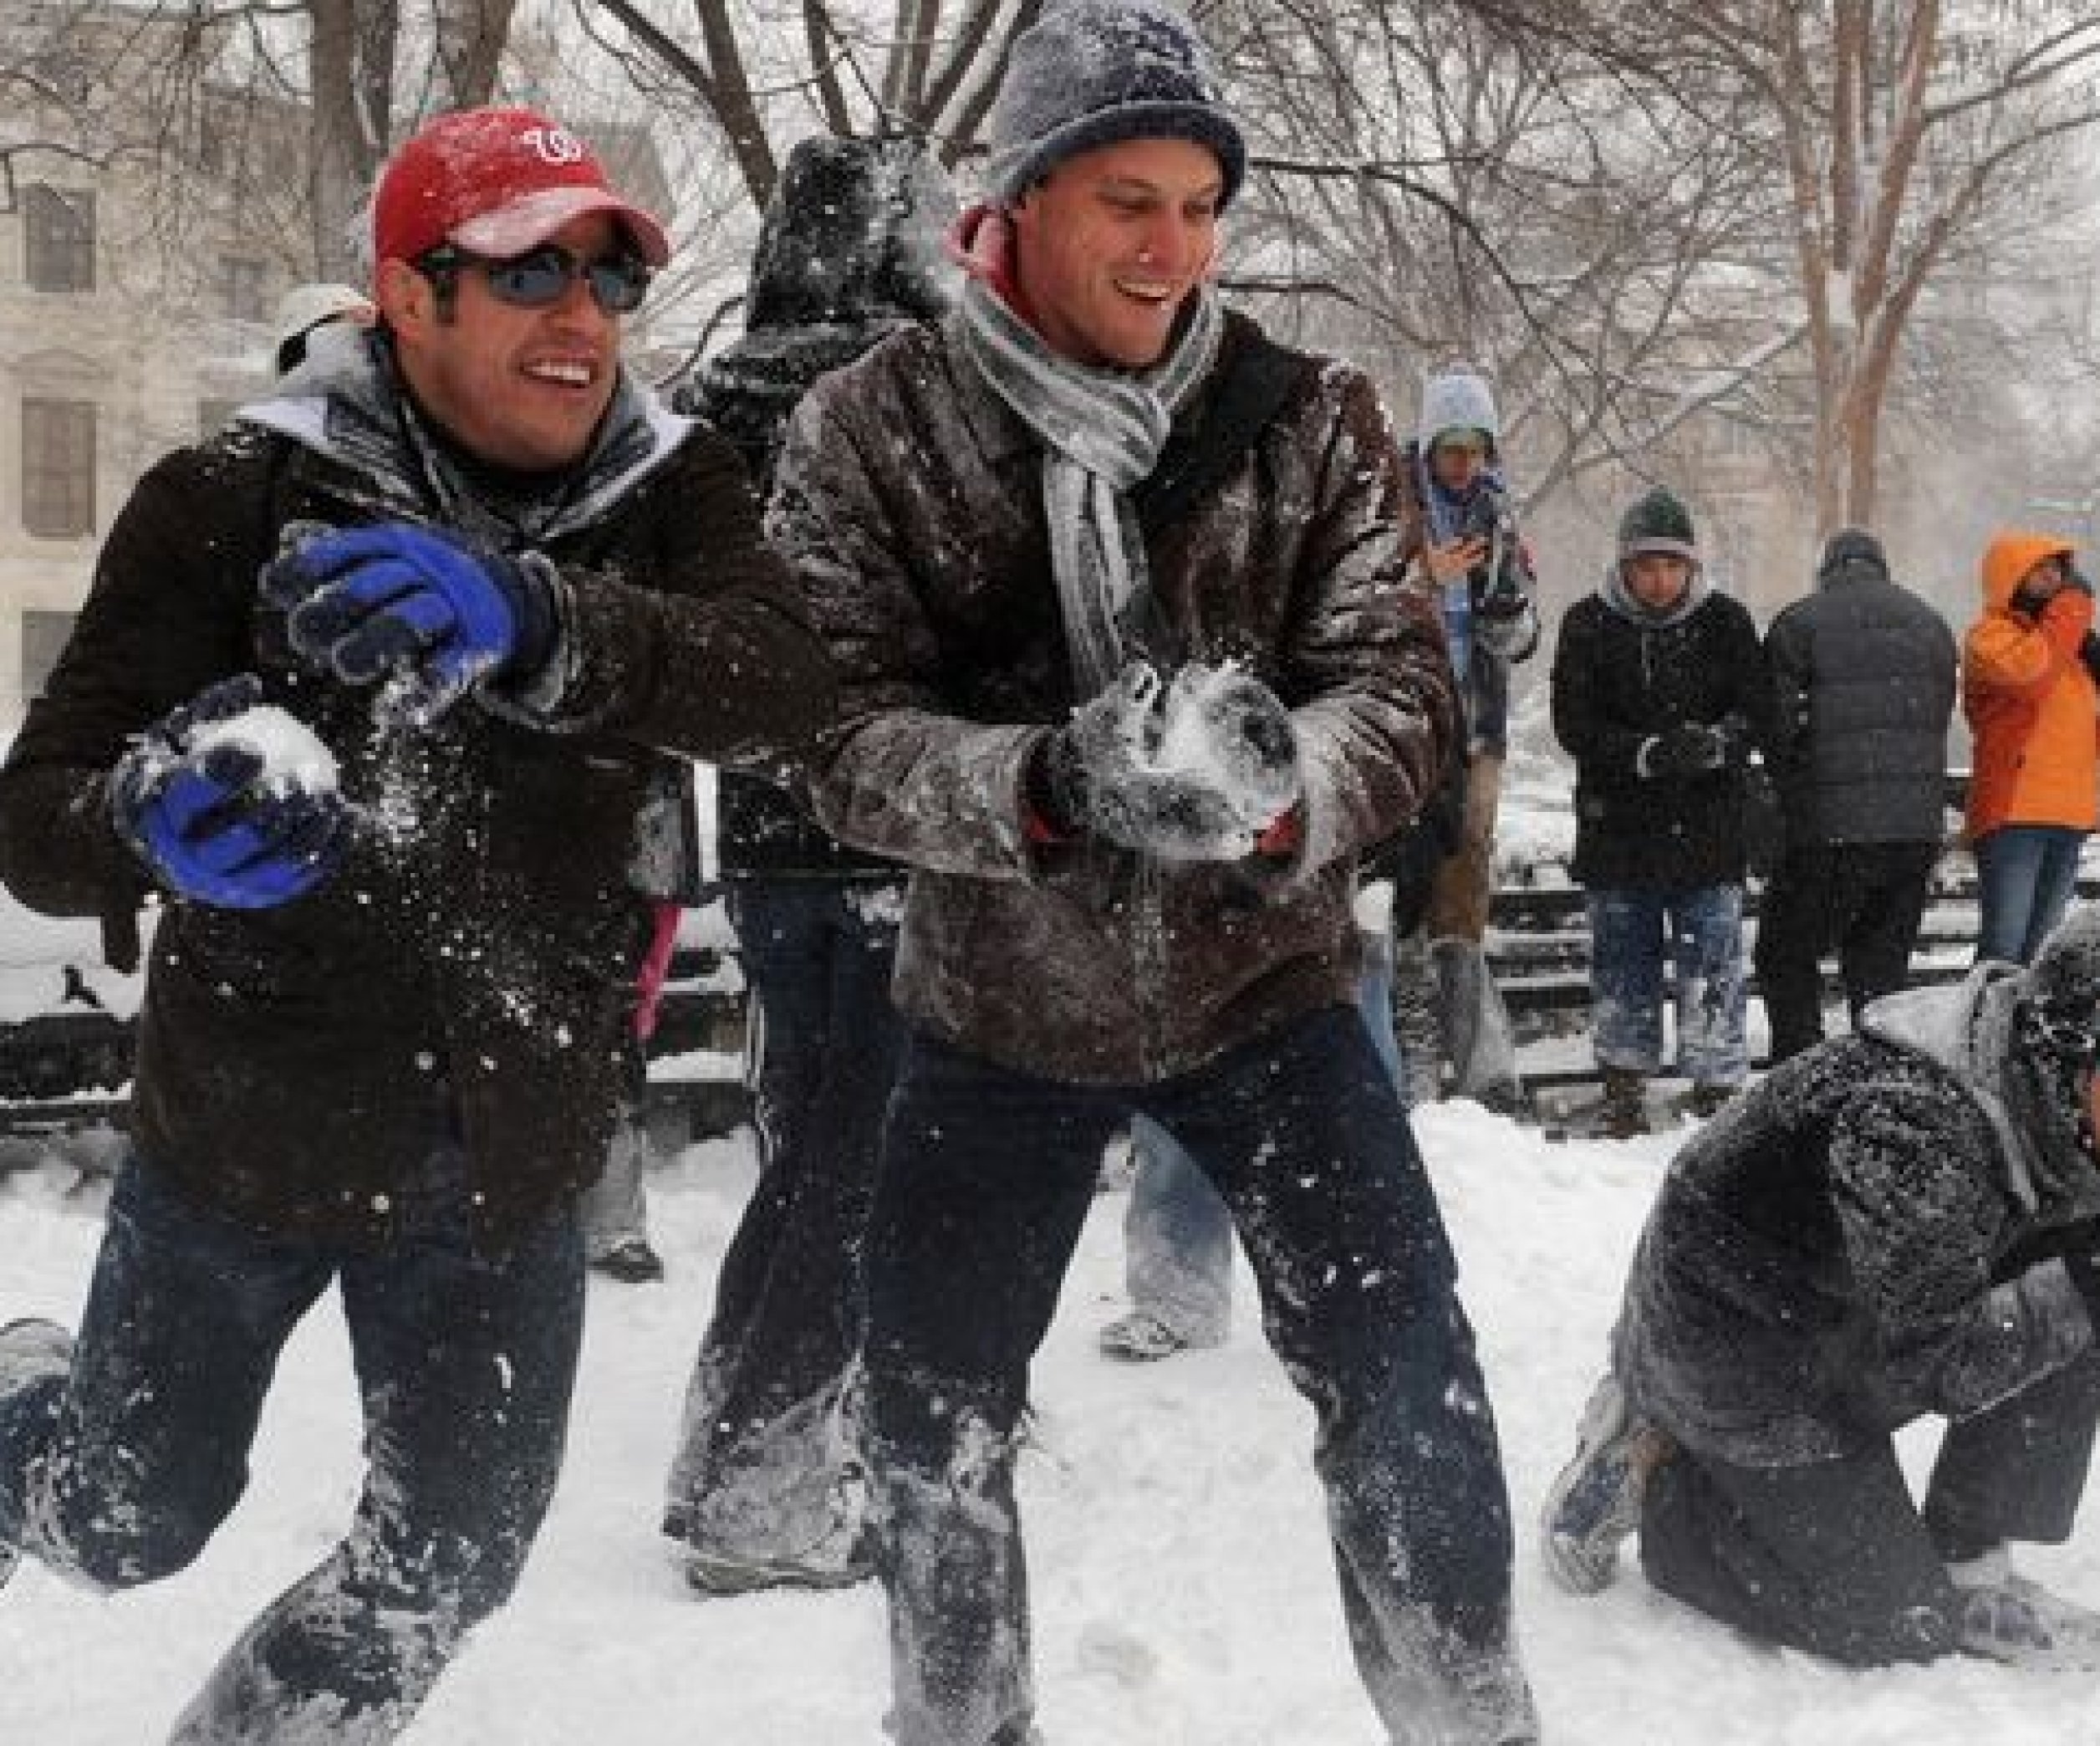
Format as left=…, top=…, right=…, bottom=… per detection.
left=1416, top=365, right=1500, bottom=457
left=1863, top=962, right=2100, bottom=1227
left=1980, top=529, right=2077, bottom=615
left=1599, top=554, right=1712, bottom=629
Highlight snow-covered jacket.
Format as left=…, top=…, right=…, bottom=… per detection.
left=0, top=334, right=835, bottom=1250
left=770, top=308, right=1456, bottom=1084
left=1615, top=965, right=2099, bottom=1468
left=1550, top=570, right=1764, bottom=888
left=1763, top=548, right=1957, bottom=846
left=1962, top=531, right=2098, bottom=842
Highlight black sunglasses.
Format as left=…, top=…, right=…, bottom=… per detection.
left=419, top=242, right=652, bottom=315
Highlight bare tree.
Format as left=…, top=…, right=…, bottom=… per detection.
left=571, top=0, right=1042, bottom=211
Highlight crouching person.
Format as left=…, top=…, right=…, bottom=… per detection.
left=0, top=105, right=833, bottom=1743
left=768, top=3, right=1538, bottom=1742
left=1542, top=905, right=2100, bottom=1671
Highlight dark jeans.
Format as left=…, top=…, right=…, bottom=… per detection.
left=865, top=1006, right=1536, bottom=1746
left=0, top=1152, right=584, bottom=1743
left=664, top=878, right=905, bottom=1560
left=1753, top=840, right=1939, bottom=1062
left=1641, top=1350, right=2100, bottom=1666
left=1974, top=824, right=2087, bottom=965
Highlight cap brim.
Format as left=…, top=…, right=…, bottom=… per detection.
left=450, top=186, right=671, bottom=268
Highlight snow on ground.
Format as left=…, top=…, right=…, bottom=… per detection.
left=3, top=1106, right=2097, bottom=1745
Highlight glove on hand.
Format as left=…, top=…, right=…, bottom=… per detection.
left=1474, top=549, right=1532, bottom=623
left=1042, top=661, right=1302, bottom=862
left=1639, top=722, right=1729, bottom=780
left=109, top=675, right=349, bottom=909
left=260, top=522, right=557, bottom=722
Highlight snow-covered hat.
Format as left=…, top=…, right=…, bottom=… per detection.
left=746, top=134, right=958, bottom=331
left=2009, top=906, right=2100, bottom=1209
left=983, top=0, right=1246, bottom=209
left=1418, top=365, right=1501, bottom=458
left=272, top=283, right=373, bottom=375
left=370, top=106, right=670, bottom=270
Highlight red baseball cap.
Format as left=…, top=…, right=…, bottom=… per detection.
left=370, top=106, right=670, bottom=270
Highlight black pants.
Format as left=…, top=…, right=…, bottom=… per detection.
left=663, top=879, right=905, bottom=1558
left=864, top=1007, right=1534, bottom=1746
left=1753, top=840, right=1939, bottom=1062
left=1640, top=1351, right=2100, bottom=1666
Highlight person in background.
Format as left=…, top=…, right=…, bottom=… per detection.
left=580, top=763, right=703, bottom=1284
left=1754, top=527, right=1958, bottom=1062
left=0, top=105, right=833, bottom=1743
left=1399, top=363, right=1538, bottom=1113
left=270, top=281, right=376, bottom=377
left=1550, top=487, right=1763, bottom=1138
left=770, top=3, right=1539, bottom=1740
left=1542, top=906, right=2100, bottom=1674
left=659, top=130, right=957, bottom=1594
left=1961, top=532, right=2098, bottom=965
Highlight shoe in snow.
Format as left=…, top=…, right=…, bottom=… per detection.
left=1541, top=1371, right=1668, bottom=1595
left=0, top=1319, right=73, bottom=1592
left=591, top=1239, right=665, bottom=1284
left=1098, top=1310, right=1193, bottom=1363
left=1951, top=1550, right=2100, bottom=1671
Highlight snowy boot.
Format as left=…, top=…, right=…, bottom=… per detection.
left=1600, top=1068, right=1649, bottom=1140
left=1950, top=1548, right=2100, bottom=1671
left=1430, top=935, right=1527, bottom=1114
left=1541, top=1371, right=1671, bottom=1595
left=0, top=1318, right=74, bottom=1592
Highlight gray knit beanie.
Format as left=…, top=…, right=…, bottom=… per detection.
left=983, top=0, right=1246, bottom=208
left=1617, top=488, right=1698, bottom=563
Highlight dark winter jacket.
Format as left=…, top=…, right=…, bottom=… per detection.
left=770, top=308, right=1455, bottom=1085
left=1763, top=547, right=1956, bottom=847
left=1550, top=569, right=1764, bottom=889
left=1616, top=963, right=2100, bottom=1468
left=673, top=134, right=957, bottom=884
left=0, top=334, right=834, bottom=1250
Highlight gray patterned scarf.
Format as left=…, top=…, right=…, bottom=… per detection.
left=956, top=274, right=1222, bottom=692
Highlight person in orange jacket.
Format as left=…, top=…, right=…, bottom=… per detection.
left=1963, top=533, right=2099, bottom=963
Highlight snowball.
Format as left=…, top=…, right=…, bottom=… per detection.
left=186, top=704, right=339, bottom=796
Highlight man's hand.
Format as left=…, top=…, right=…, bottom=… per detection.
left=1035, top=661, right=1302, bottom=862
left=108, top=676, right=349, bottom=909
left=260, top=522, right=558, bottom=722
left=1423, top=535, right=1489, bottom=588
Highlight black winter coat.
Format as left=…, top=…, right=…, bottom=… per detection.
left=0, top=357, right=834, bottom=1251
left=1763, top=566, right=1957, bottom=846
left=1616, top=967, right=2098, bottom=1468
left=1551, top=574, right=1764, bottom=889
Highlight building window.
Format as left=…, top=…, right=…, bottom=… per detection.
left=21, top=398, right=97, bottom=539
left=23, top=185, right=95, bottom=293
left=222, top=256, right=269, bottom=324
left=20, top=610, right=78, bottom=701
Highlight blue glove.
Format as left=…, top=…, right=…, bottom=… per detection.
left=109, top=676, right=349, bottom=909
left=260, top=522, right=557, bottom=721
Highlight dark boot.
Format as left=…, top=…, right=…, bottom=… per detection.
left=1601, top=1068, right=1648, bottom=1140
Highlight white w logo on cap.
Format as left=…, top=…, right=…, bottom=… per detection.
left=520, top=125, right=586, bottom=166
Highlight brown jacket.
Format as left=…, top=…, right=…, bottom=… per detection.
left=769, top=309, right=1456, bottom=1083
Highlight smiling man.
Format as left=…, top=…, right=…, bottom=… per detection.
left=0, top=106, right=832, bottom=1743
left=767, top=4, right=1538, bottom=1743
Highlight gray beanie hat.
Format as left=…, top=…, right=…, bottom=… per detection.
left=1617, top=487, right=1698, bottom=563
left=984, top=0, right=1246, bottom=208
